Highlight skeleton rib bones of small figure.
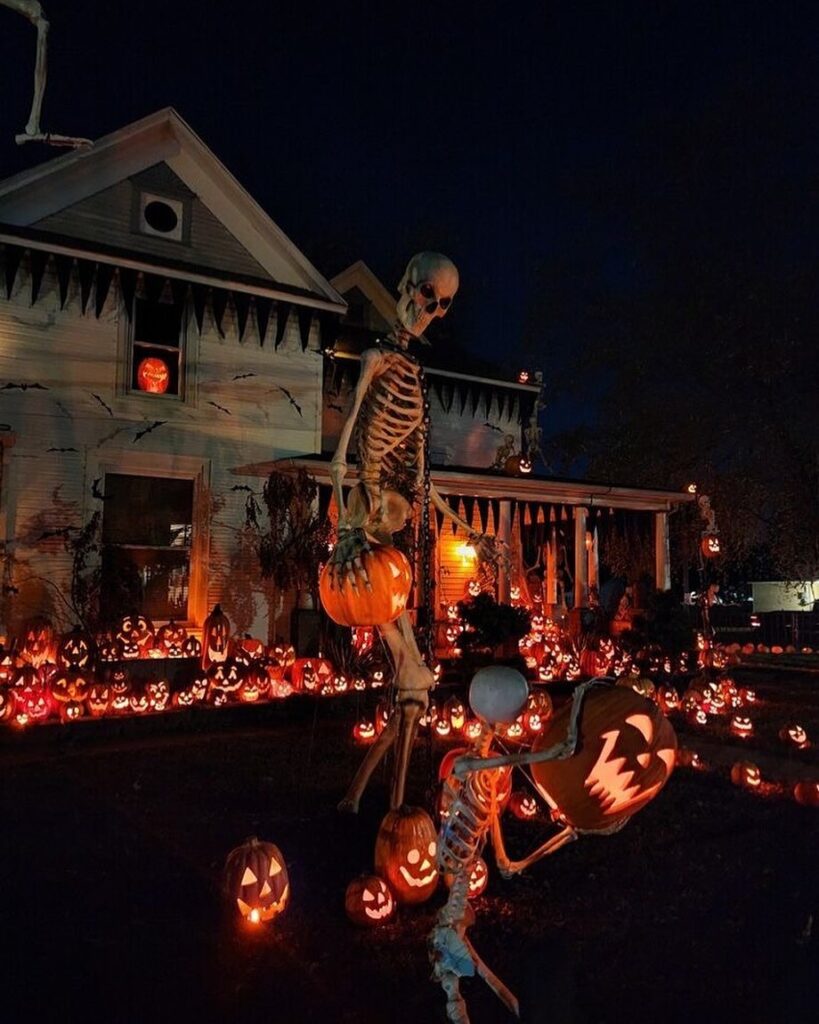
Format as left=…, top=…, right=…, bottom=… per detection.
left=430, top=669, right=678, bottom=1023
left=327, top=253, right=505, bottom=813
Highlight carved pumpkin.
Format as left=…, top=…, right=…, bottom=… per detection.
left=730, top=714, right=754, bottom=738
left=97, top=635, right=122, bottom=663
left=731, top=761, right=761, bottom=789
left=444, top=696, right=466, bottom=732
left=60, top=700, right=85, bottom=723
left=0, top=686, right=14, bottom=721
left=18, top=616, right=56, bottom=668
left=531, top=686, right=676, bottom=832
left=269, top=642, right=296, bottom=669
left=87, top=683, right=111, bottom=718
left=182, top=635, right=202, bottom=660
left=509, top=790, right=539, bottom=820
left=780, top=724, right=809, bottom=749
left=701, top=535, right=721, bottom=558
left=232, top=635, right=266, bottom=666
left=106, top=666, right=130, bottom=695
left=319, top=545, right=413, bottom=627
left=156, top=621, right=188, bottom=658
left=116, top=613, right=154, bottom=657
left=56, top=627, right=94, bottom=671
left=14, top=676, right=54, bottom=722
left=136, top=356, right=170, bottom=394
left=353, top=717, right=376, bottom=743
left=224, top=836, right=290, bottom=925
left=207, top=659, right=244, bottom=699
left=173, top=688, right=196, bottom=708
left=656, top=686, right=681, bottom=714
left=290, top=657, right=334, bottom=693
left=374, top=805, right=439, bottom=905
left=444, top=855, right=489, bottom=898
left=237, top=674, right=262, bottom=704
left=50, top=669, right=91, bottom=704
left=201, top=605, right=230, bottom=670
left=344, top=875, right=395, bottom=927
left=146, top=679, right=170, bottom=711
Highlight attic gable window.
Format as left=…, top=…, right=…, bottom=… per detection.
left=136, top=191, right=187, bottom=243
left=131, top=292, right=185, bottom=397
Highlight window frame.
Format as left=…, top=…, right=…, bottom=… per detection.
left=119, top=290, right=195, bottom=405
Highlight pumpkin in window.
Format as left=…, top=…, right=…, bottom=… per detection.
left=156, top=621, right=188, bottom=658
left=224, top=836, right=290, bottom=925
left=374, top=805, right=439, bottom=905
left=531, top=685, right=676, bottom=832
left=345, top=875, right=395, bottom=927
left=319, top=544, right=413, bottom=627
left=18, top=616, right=56, bottom=668
left=136, top=356, right=170, bottom=394
left=201, top=605, right=230, bottom=670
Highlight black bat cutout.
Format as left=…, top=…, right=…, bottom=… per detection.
left=231, top=372, right=257, bottom=381
left=91, top=478, right=112, bottom=501
left=483, top=422, right=504, bottom=432
left=89, top=392, right=114, bottom=417
left=0, top=382, right=49, bottom=391
left=230, top=485, right=255, bottom=493
left=207, top=401, right=232, bottom=415
left=133, top=421, right=167, bottom=442
left=327, top=403, right=344, bottom=413
left=275, top=385, right=303, bottom=417
left=47, top=447, right=79, bottom=453
left=38, top=527, right=75, bottom=541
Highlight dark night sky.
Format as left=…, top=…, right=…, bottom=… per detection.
left=1, top=1, right=818, bottom=399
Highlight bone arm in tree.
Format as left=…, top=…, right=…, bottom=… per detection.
left=329, top=348, right=383, bottom=524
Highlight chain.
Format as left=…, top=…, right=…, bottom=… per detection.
left=418, top=362, right=434, bottom=664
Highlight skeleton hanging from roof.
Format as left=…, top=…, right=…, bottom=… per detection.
left=328, top=253, right=506, bottom=812
left=1, top=1, right=91, bottom=147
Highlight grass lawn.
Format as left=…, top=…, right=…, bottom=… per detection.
left=0, top=668, right=817, bottom=1023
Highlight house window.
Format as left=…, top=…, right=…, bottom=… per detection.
left=101, top=473, right=194, bottom=621
left=131, top=294, right=184, bottom=396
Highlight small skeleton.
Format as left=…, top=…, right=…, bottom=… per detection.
left=1, top=0, right=92, bottom=147
left=430, top=674, right=595, bottom=1023
left=329, top=253, right=505, bottom=812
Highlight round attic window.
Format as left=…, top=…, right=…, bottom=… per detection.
left=143, top=200, right=179, bottom=234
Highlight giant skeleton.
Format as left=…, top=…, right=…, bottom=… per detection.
left=329, top=253, right=503, bottom=813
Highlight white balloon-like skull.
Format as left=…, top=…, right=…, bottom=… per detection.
left=396, top=252, right=459, bottom=338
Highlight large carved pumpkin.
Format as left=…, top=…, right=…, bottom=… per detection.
left=202, top=605, right=230, bottom=670
left=531, top=685, right=677, bottom=832
left=136, top=356, right=170, bottom=394
left=116, top=613, right=154, bottom=658
left=319, top=545, right=412, bottom=627
left=18, top=616, right=56, bottom=668
left=374, top=805, right=438, bottom=905
left=56, top=627, right=94, bottom=671
left=223, top=836, right=290, bottom=925
left=344, top=875, right=396, bottom=927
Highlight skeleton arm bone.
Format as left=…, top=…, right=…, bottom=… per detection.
left=491, top=816, right=577, bottom=877
left=329, top=347, right=383, bottom=525
left=427, top=483, right=508, bottom=566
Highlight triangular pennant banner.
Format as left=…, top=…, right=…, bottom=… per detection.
left=456, top=379, right=469, bottom=415
left=476, top=497, right=489, bottom=534
left=256, top=297, right=273, bottom=346
left=191, top=285, right=208, bottom=334
left=490, top=499, right=500, bottom=530
left=462, top=497, right=475, bottom=529
left=77, top=261, right=95, bottom=314
left=430, top=377, right=445, bottom=410
left=29, top=249, right=49, bottom=306
left=434, top=506, right=445, bottom=532
left=536, top=504, right=546, bottom=524
left=211, top=290, right=229, bottom=338
left=143, top=274, right=164, bottom=305
left=234, top=292, right=251, bottom=342
left=275, top=302, right=291, bottom=348
left=469, top=387, right=480, bottom=417
left=445, top=495, right=461, bottom=535
left=55, top=254, right=73, bottom=310
left=297, top=306, right=313, bottom=351
left=317, top=311, right=341, bottom=351
left=94, top=263, right=116, bottom=318
left=318, top=485, right=333, bottom=521
left=3, top=245, right=23, bottom=299
left=169, top=278, right=187, bottom=309
left=120, top=268, right=138, bottom=317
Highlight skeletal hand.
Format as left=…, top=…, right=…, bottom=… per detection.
left=469, top=532, right=511, bottom=572
left=327, top=527, right=372, bottom=593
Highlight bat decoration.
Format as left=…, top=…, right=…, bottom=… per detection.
left=328, top=403, right=344, bottom=413
left=231, top=372, right=257, bottom=381
left=207, top=401, right=232, bottom=415
left=38, top=527, right=75, bottom=541
left=91, top=478, right=111, bottom=501
left=275, top=385, right=303, bottom=417
left=230, top=485, right=255, bottom=493
left=47, top=447, right=79, bottom=453
left=133, top=420, right=167, bottom=443
left=0, top=382, right=49, bottom=391
left=89, top=392, right=114, bottom=417
left=483, top=422, right=504, bottom=433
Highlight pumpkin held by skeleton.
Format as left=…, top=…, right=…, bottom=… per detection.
left=319, top=544, right=413, bottom=627
left=223, top=836, right=290, bottom=925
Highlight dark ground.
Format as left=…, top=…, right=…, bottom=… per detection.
left=1, top=669, right=817, bottom=1024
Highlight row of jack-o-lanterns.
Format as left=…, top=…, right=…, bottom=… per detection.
left=677, top=749, right=819, bottom=808
left=0, top=655, right=394, bottom=730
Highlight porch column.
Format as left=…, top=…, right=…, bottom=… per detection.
left=545, top=525, right=558, bottom=607
left=655, top=510, right=671, bottom=591
left=587, top=525, right=599, bottom=598
left=574, top=506, right=588, bottom=608
left=497, top=499, right=512, bottom=603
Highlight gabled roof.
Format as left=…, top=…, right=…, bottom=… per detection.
left=330, top=259, right=400, bottom=332
left=0, top=108, right=345, bottom=311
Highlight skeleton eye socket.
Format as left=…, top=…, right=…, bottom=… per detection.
left=438, top=296, right=452, bottom=310
left=420, top=282, right=435, bottom=299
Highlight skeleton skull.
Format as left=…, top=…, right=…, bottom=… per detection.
left=396, top=252, right=459, bottom=338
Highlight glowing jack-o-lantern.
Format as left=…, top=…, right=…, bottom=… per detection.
left=182, top=635, right=202, bottom=660
left=156, top=621, right=188, bottom=658
left=201, top=605, right=230, bottom=670
left=531, top=686, right=677, bottom=832
left=87, top=683, right=111, bottom=718
left=136, top=356, right=170, bottom=394
left=97, top=635, right=122, bottom=663
left=0, top=647, right=17, bottom=685
left=50, top=669, right=91, bottom=704
left=320, top=545, right=413, bottom=627
left=374, top=805, right=439, bottom=905
left=444, top=696, right=466, bottom=732
left=0, top=686, right=14, bottom=722
left=464, top=719, right=482, bottom=742
left=353, top=718, right=376, bottom=743
left=656, top=686, right=680, bottom=714
left=18, top=616, right=56, bottom=669
left=701, top=534, right=721, bottom=558
left=56, top=627, right=93, bottom=671
left=14, top=676, right=54, bottom=722
left=730, top=714, right=754, bottom=738
left=116, top=613, right=154, bottom=658
left=232, top=634, right=266, bottom=666
left=345, top=875, right=395, bottom=927
left=731, top=761, right=761, bottom=789
left=224, top=836, right=290, bottom=925
left=509, top=790, right=539, bottom=820
left=208, top=659, right=245, bottom=699
left=780, top=724, right=809, bottom=749
left=146, top=679, right=170, bottom=711
left=60, top=700, right=85, bottom=723
left=444, top=855, right=489, bottom=899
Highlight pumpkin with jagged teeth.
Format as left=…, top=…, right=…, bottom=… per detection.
left=345, top=875, right=395, bottom=927
left=156, top=621, right=187, bottom=658
left=116, top=613, right=154, bottom=657
left=224, top=837, right=290, bottom=925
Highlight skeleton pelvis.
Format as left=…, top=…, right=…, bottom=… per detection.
left=348, top=484, right=410, bottom=542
